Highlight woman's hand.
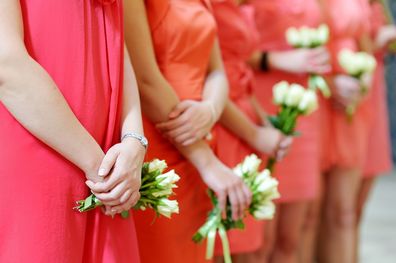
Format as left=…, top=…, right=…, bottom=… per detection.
left=199, top=158, right=252, bottom=220
left=156, top=100, right=216, bottom=146
left=86, top=139, right=146, bottom=216
left=375, top=25, right=396, bottom=51
left=249, top=126, right=293, bottom=161
left=331, top=74, right=362, bottom=109
left=269, top=47, right=331, bottom=74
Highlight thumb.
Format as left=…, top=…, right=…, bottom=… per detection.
left=169, top=100, right=193, bottom=119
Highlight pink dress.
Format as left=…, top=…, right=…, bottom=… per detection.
left=249, top=0, right=321, bottom=202
left=133, top=1, right=215, bottom=262
left=320, top=0, right=372, bottom=171
left=0, top=1, right=140, bottom=262
left=363, top=2, right=393, bottom=176
left=211, top=0, right=264, bottom=254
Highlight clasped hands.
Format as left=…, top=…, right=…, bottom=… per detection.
left=85, top=138, right=146, bottom=217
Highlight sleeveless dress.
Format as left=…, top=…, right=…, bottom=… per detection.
left=249, top=0, right=322, bottom=202
left=133, top=0, right=216, bottom=262
left=363, top=2, right=393, bottom=177
left=0, top=1, right=140, bottom=262
left=320, top=0, right=372, bottom=172
left=211, top=0, right=264, bottom=254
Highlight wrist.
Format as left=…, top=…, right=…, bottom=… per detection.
left=81, top=146, right=105, bottom=175
left=121, top=132, right=148, bottom=150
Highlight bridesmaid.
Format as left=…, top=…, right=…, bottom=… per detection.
left=247, top=0, right=329, bottom=262
left=124, top=0, right=252, bottom=262
left=0, top=0, right=143, bottom=262
left=210, top=0, right=292, bottom=262
left=357, top=0, right=395, bottom=259
left=317, top=0, right=372, bottom=262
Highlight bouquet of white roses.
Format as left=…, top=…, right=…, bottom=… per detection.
left=193, top=155, right=280, bottom=263
left=286, top=24, right=331, bottom=98
left=338, top=49, right=377, bottom=119
left=75, top=159, right=180, bottom=219
left=266, top=81, right=319, bottom=171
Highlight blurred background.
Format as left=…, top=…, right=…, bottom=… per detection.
left=361, top=1, right=396, bottom=262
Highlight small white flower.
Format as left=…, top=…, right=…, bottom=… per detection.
left=316, top=24, right=329, bottom=45
left=156, top=169, right=180, bottom=188
left=273, top=81, right=290, bottom=105
left=285, top=27, right=301, bottom=47
left=338, top=49, right=364, bottom=75
left=298, top=90, right=318, bottom=115
left=240, top=154, right=262, bottom=175
left=253, top=202, right=276, bottom=220
left=256, top=176, right=279, bottom=194
left=363, top=54, right=377, bottom=73
left=152, top=188, right=173, bottom=198
left=148, top=159, right=168, bottom=173
left=284, top=84, right=305, bottom=107
left=253, top=169, right=272, bottom=187
left=157, top=199, right=179, bottom=218
left=299, top=26, right=313, bottom=48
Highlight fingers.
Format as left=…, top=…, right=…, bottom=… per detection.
left=163, top=124, right=192, bottom=141
left=276, top=136, right=293, bottom=161
left=217, top=190, right=227, bottom=213
left=92, top=181, right=127, bottom=204
left=98, top=147, right=119, bottom=178
left=168, top=100, right=193, bottom=119
left=108, top=191, right=141, bottom=215
left=227, top=188, right=240, bottom=220
left=156, top=114, right=189, bottom=133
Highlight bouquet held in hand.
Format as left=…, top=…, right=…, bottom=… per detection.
left=267, top=81, right=319, bottom=170
left=75, top=159, right=180, bottom=219
left=193, top=155, right=280, bottom=263
left=286, top=24, right=331, bottom=97
left=338, top=49, right=377, bottom=119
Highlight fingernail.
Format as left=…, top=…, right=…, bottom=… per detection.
left=98, top=168, right=107, bottom=177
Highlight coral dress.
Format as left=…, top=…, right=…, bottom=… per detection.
left=320, top=0, right=372, bottom=171
left=0, top=1, right=140, bottom=262
left=133, top=1, right=216, bottom=262
left=211, top=0, right=264, bottom=254
left=249, top=0, right=322, bottom=202
left=363, top=2, right=393, bottom=176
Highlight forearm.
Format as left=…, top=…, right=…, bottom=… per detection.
left=203, top=40, right=229, bottom=122
left=0, top=54, right=104, bottom=172
left=219, top=99, right=257, bottom=145
left=202, top=70, right=228, bottom=122
left=122, top=47, right=144, bottom=136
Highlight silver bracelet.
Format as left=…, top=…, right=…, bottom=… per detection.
left=121, top=132, right=148, bottom=149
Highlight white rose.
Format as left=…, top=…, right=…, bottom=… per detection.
left=299, top=26, right=313, bottom=48
left=256, top=176, right=279, bottom=194
left=157, top=199, right=179, bottom=218
left=156, top=169, right=180, bottom=188
left=363, top=54, right=377, bottom=73
left=286, top=27, right=301, bottom=47
left=273, top=81, right=290, bottom=105
left=253, top=169, right=272, bottom=187
left=298, top=90, right=318, bottom=115
left=148, top=159, right=168, bottom=173
left=316, top=24, right=329, bottom=45
left=284, top=84, right=305, bottom=107
left=240, top=154, right=262, bottom=175
left=253, top=202, right=276, bottom=220
left=311, top=75, right=331, bottom=98
left=152, top=188, right=173, bottom=198
left=338, top=49, right=361, bottom=76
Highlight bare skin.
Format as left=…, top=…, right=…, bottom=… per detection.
left=124, top=0, right=252, bottom=219
left=0, top=0, right=145, bottom=213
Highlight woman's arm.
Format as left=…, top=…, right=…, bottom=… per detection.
left=88, top=47, right=147, bottom=215
left=124, top=0, right=251, bottom=219
left=220, top=99, right=291, bottom=160
left=157, top=40, right=229, bottom=146
left=0, top=0, right=104, bottom=181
